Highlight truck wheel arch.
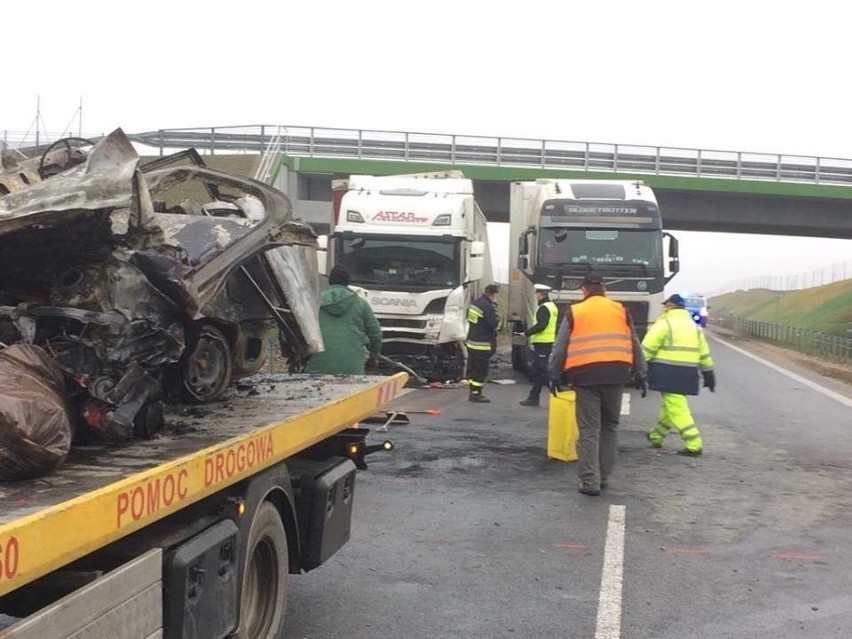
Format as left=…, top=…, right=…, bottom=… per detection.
left=234, top=465, right=301, bottom=572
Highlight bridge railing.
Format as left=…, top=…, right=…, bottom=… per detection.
left=712, top=316, right=852, bottom=364
left=125, top=125, right=852, bottom=186
left=8, top=124, right=852, bottom=186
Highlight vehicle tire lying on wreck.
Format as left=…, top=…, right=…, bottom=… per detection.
left=178, top=323, right=234, bottom=403
left=0, top=344, right=73, bottom=481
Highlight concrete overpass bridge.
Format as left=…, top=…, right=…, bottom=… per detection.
left=130, top=125, right=852, bottom=239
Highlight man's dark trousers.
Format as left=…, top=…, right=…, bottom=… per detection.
left=466, top=348, right=491, bottom=396
left=528, top=343, right=553, bottom=400
left=575, top=384, right=624, bottom=490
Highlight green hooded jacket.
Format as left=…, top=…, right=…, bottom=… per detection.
left=303, top=285, right=383, bottom=374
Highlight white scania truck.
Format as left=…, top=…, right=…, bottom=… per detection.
left=508, top=179, right=679, bottom=372
left=318, top=172, right=491, bottom=382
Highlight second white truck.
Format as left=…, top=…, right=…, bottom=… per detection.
left=509, top=179, right=679, bottom=372
left=318, top=172, right=492, bottom=382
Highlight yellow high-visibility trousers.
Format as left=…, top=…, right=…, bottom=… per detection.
left=648, top=392, right=703, bottom=453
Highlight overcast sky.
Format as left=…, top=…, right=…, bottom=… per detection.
left=4, top=1, right=850, bottom=295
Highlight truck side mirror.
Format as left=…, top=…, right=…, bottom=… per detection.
left=665, top=232, right=679, bottom=259
left=663, top=232, right=679, bottom=282
left=316, top=235, right=329, bottom=276
left=518, top=232, right=529, bottom=256
left=517, top=227, right=534, bottom=273
left=668, top=257, right=680, bottom=274
left=467, top=255, right=484, bottom=282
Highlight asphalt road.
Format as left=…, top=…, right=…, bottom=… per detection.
left=285, top=332, right=852, bottom=639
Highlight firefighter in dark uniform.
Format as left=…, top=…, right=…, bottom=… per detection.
left=465, top=284, right=500, bottom=403
left=519, top=284, right=559, bottom=407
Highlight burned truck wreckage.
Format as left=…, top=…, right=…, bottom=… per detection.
left=0, top=129, right=322, bottom=479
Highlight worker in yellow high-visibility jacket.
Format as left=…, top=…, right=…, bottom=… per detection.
left=642, top=293, right=716, bottom=456
left=519, top=284, right=559, bottom=407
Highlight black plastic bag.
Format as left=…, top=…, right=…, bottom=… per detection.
left=0, top=344, right=73, bottom=481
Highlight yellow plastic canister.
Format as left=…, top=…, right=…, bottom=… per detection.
left=547, top=390, right=578, bottom=462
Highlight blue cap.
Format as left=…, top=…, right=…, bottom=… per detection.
left=664, top=293, right=685, bottom=307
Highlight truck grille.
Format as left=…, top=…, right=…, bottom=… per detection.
left=378, top=316, right=428, bottom=340
left=623, top=302, right=649, bottom=331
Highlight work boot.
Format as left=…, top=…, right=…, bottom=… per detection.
left=577, top=484, right=601, bottom=496
left=646, top=432, right=662, bottom=449
left=519, top=397, right=539, bottom=407
left=677, top=449, right=703, bottom=457
left=469, top=393, right=491, bottom=403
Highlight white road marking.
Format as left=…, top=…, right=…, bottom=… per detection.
left=712, top=335, right=852, bottom=409
left=595, top=504, right=626, bottom=639
left=620, top=393, right=631, bottom=415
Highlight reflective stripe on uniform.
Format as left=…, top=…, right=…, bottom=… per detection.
left=643, top=312, right=714, bottom=369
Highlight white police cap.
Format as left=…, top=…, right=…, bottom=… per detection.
left=533, top=284, right=552, bottom=292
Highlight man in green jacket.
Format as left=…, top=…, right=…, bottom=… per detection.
left=304, top=264, right=383, bottom=375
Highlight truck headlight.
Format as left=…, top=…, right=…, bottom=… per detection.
left=424, top=316, right=442, bottom=339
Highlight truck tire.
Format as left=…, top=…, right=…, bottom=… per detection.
left=238, top=502, right=288, bottom=639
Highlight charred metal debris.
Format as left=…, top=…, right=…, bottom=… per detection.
left=0, top=129, right=322, bottom=444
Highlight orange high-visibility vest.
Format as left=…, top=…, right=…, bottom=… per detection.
left=564, top=296, right=634, bottom=370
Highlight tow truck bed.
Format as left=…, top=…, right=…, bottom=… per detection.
left=0, top=373, right=405, bottom=597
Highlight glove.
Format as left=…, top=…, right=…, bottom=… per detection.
left=548, top=377, right=562, bottom=398
left=634, top=374, right=648, bottom=399
left=702, top=369, right=716, bottom=393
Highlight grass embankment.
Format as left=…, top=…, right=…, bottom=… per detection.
left=709, top=279, right=852, bottom=336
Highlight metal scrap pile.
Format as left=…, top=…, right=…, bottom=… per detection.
left=0, top=130, right=322, bottom=478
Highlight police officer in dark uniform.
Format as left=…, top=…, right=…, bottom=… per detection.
left=465, top=284, right=500, bottom=403
left=520, top=284, right=558, bottom=407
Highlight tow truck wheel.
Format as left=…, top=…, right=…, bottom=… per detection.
left=239, top=502, right=288, bottom=639
left=182, top=324, right=233, bottom=402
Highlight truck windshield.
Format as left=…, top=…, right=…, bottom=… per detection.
left=538, top=228, right=663, bottom=268
left=336, top=235, right=461, bottom=289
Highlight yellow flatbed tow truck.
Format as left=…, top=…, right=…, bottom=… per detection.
left=0, top=372, right=406, bottom=639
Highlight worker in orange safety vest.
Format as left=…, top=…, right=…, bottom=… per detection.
left=548, top=272, right=646, bottom=496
